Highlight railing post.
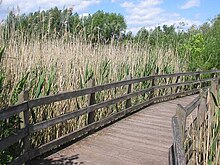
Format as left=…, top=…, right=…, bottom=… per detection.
left=88, top=78, right=96, bottom=125
left=175, top=76, right=180, bottom=93
left=195, top=73, right=201, bottom=89
left=150, top=74, right=155, bottom=99
left=197, top=90, right=207, bottom=126
left=18, top=90, right=30, bottom=165
left=176, top=104, right=187, bottom=141
left=209, top=77, right=219, bottom=115
left=172, top=116, right=186, bottom=165
left=211, top=76, right=219, bottom=98
left=125, top=75, right=132, bottom=108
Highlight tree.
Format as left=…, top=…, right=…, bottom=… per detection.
left=135, top=27, right=149, bottom=43
left=202, top=15, right=220, bottom=69
left=87, top=10, right=127, bottom=43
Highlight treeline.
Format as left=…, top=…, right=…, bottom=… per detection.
left=4, top=7, right=182, bottom=45
left=4, top=7, right=126, bottom=43
left=2, top=7, right=220, bottom=70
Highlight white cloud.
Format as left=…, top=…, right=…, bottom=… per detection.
left=0, top=0, right=202, bottom=34
left=121, top=0, right=163, bottom=8
left=181, top=0, right=200, bottom=9
left=121, top=0, right=201, bottom=34
left=0, top=0, right=100, bottom=19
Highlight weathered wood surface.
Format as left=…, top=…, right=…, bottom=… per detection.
left=0, top=71, right=216, bottom=120
left=32, top=95, right=197, bottom=165
left=0, top=128, right=28, bottom=151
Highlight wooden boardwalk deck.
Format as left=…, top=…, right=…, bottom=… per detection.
left=33, top=95, right=197, bottom=165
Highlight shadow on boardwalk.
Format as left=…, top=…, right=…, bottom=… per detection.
left=32, top=154, right=84, bottom=165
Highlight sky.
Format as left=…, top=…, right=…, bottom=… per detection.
left=0, top=0, right=219, bottom=33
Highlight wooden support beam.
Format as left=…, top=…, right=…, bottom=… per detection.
left=176, top=104, right=187, bottom=141
left=88, top=79, right=96, bottom=125
left=197, top=90, right=207, bottom=126
left=172, top=116, right=186, bottom=165
left=175, top=76, right=180, bottom=93
left=125, top=75, right=132, bottom=108
left=18, top=90, right=31, bottom=165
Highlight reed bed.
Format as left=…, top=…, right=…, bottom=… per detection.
left=0, top=22, right=190, bottom=163
left=185, top=89, right=220, bottom=165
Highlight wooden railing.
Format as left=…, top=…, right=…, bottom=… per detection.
left=1, top=70, right=220, bottom=164
left=169, top=76, right=219, bottom=165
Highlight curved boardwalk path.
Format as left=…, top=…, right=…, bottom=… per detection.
left=33, top=95, right=197, bottom=165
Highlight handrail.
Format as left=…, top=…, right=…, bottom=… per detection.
left=0, top=70, right=219, bottom=120
left=16, top=70, right=220, bottom=108
left=0, top=70, right=219, bottom=165
left=170, top=76, right=219, bottom=165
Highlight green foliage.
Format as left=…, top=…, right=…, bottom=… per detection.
left=4, top=8, right=127, bottom=44
left=184, top=33, right=205, bottom=70
left=83, top=10, right=127, bottom=43
left=202, top=15, right=220, bottom=69
left=135, top=25, right=177, bottom=47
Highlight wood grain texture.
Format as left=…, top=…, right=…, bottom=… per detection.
left=172, top=116, right=186, bottom=165
left=0, top=128, right=28, bottom=152
left=0, top=102, right=28, bottom=120
left=0, top=71, right=217, bottom=119
left=32, top=95, right=197, bottom=165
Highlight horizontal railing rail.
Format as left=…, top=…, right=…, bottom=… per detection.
left=0, top=70, right=220, bottom=165
left=1, top=70, right=219, bottom=120
left=169, top=76, right=219, bottom=165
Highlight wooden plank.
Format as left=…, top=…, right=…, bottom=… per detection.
left=18, top=90, right=31, bottom=165
left=18, top=91, right=29, bottom=129
left=0, top=128, right=28, bottom=151
left=185, top=95, right=200, bottom=116
left=0, top=71, right=219, bottom=119
left=108, top=125, right=172, bottom=144
left=211, top=77, right=219, bottom=98
left=0, top=102, right=28, bottom=120
left=0, top=71, right=218, bottom=164
left=29, top=97, right=154, bottom=159
left=35, top=95, right=198, bottom=165
left=176, top=104, right=187, bottom=141
left=169, top=145, right=174, bottom=165
left=27, top=76, right=153, bottom=108
left=82, top=136, right=168, bottom=161
left=31, top=76, right=213, bottom=119
left=27, top=72, right=218, bottom=108
left=175, top=76, right=180, bottom=93
left=149, top=72, right=156, bottom=99
left=194, top=73, right=200, bottom=89
left=31, top=81, right=201, bottom=133
left=153, top=77, right=214, bottom=92
left=9, top=151, right=29, bottom=165
left=29, top=90, right=199, bottom=160
left=88, top=79, right=96, bottom=124
left=125, top=75, right=132, bottom=108
left=30, top=87, right=153, bottom=133
left=172, top=116, right=186, bottom=165
left=98, top=132, right=170, bottom=153
left=197, top=91, right=207, bottom=126
left=0, top=78, right=206, bottom=120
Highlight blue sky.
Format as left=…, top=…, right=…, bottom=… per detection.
left=0, top=0, right=219, bottom=33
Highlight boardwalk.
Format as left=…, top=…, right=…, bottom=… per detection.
left=32, top=95, right=197, bottom=165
